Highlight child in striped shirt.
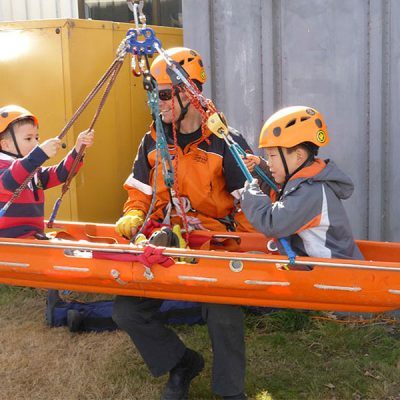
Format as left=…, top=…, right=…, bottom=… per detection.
left=0, top=104, right=94, bottom=238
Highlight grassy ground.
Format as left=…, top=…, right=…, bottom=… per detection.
left=1, top=285, right=400, bottom=400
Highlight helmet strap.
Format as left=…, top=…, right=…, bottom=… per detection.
left=175, top=89, right=189, bottom=123
left=1, top=125, right=23, bottom=158
left=278, top=147, right=290, bottom=181
left=277, top=147, right=314, bottom=200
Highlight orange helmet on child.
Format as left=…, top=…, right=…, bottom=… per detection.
left=150, top=47, right=207, bottom=85
left=0, top=105, right=39, bottom=134
left=259, top=106, right=329, bottom=149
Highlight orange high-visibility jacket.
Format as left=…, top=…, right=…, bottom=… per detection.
left=122, top=122, right=255, bottom=231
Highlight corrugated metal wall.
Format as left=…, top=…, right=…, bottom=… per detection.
left=0, top=0, right=78, bottom=21
left=183, top=0, right=400, bottom=242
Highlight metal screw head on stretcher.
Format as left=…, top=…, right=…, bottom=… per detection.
left=229, top=260, right=243, bottom=272
left=144, top=266, right=154, bottom=280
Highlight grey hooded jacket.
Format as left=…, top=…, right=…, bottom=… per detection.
left=241, top=159, right=363, bottom=260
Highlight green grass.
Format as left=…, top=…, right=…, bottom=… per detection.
left=0, top=284, right=38, bottom=305
left=1, top=285, right=400, bottom=400
left=243, top=311, right=400, bottom=399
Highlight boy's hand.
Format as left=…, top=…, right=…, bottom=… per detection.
left=75, top=129, right=94, bottom=152
left=40, top=138, right=62, bottom=158
left=242, top=154, right=261, bottom=172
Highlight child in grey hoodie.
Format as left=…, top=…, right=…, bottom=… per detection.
left=241, top=106, right=362, bottom=260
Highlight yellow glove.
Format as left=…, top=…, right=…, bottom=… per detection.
left=172, top=224, right=195, bottom=263
left=115, top=210, right=145, bottom=239
left=172, top=224, right=187, bottom=249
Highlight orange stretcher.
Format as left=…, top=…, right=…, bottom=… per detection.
left=0, top=220, right=400, bottom=313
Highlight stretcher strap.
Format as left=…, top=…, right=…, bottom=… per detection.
left=92, top=244, right=174, bottom=268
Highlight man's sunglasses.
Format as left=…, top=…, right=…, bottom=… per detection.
left=158, top=88, right=180, bottom=101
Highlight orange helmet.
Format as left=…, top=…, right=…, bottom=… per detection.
left=0, top=105, right=39, bottom=134
left=150, top=47, right=206, bottom=85
left=259, top=106, right=329, bottom=149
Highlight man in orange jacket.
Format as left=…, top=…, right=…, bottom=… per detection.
left=113, top=47, right=250, bottom=400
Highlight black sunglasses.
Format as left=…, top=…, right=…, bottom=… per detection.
left=158, top=87, right=180, bottom=101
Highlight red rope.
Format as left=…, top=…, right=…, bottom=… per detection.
left=170, top=89, right=190, bottom=243
left=93, top=245, right=174, bottom=268
left=180, top=83, right=219, bottom=145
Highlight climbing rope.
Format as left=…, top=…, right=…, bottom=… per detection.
left=170, top=89, right=190, bottom=242
left=47, top=58, right=125, bottom=227
left=133, top=72, right=172, bottom=240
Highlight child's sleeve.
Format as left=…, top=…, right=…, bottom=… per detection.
left=40, top=149, right=83, bottom=190
left=241, top=182, right=323, bottom=238
left=0, top=146, right=48, bottom=193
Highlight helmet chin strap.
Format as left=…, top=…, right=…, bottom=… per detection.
left=278, top=147, right=290, bottom=182
left=174, top=90, right=189, bottom=123
left=277, top=146, right=314, bottom=200
left=0, top=125, right=23, bottom=158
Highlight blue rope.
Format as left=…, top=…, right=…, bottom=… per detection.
left=147, top=85, right=174, bottom=188
left=222, top=134, right=296, bottom=265
left=233, top=144, right=279, bottom=192
left=132, top=81, right=167, bottom=241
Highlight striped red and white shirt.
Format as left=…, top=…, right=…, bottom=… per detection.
left=0, top=146, right=82, bottom=238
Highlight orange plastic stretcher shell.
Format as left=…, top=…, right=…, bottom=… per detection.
left=0, top=220, right=400, bottom=313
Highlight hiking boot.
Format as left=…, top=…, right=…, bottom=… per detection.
left=172, top=225, right=194, bottom=263
left=223, top=393, right=247, bottom=400
left=45, top=290, right=62, bottom=326
left=149, top=227, right=179, bottom=248
left=149, top=229, right=169, bottom=247
left=161, top=348, right=204, bottom=400
left=67, top=309, right=83, bottom=332
left=133, top=233, right=148, bottom=246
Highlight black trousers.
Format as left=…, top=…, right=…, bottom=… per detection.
left=112, top=296, right=245, bottom=396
